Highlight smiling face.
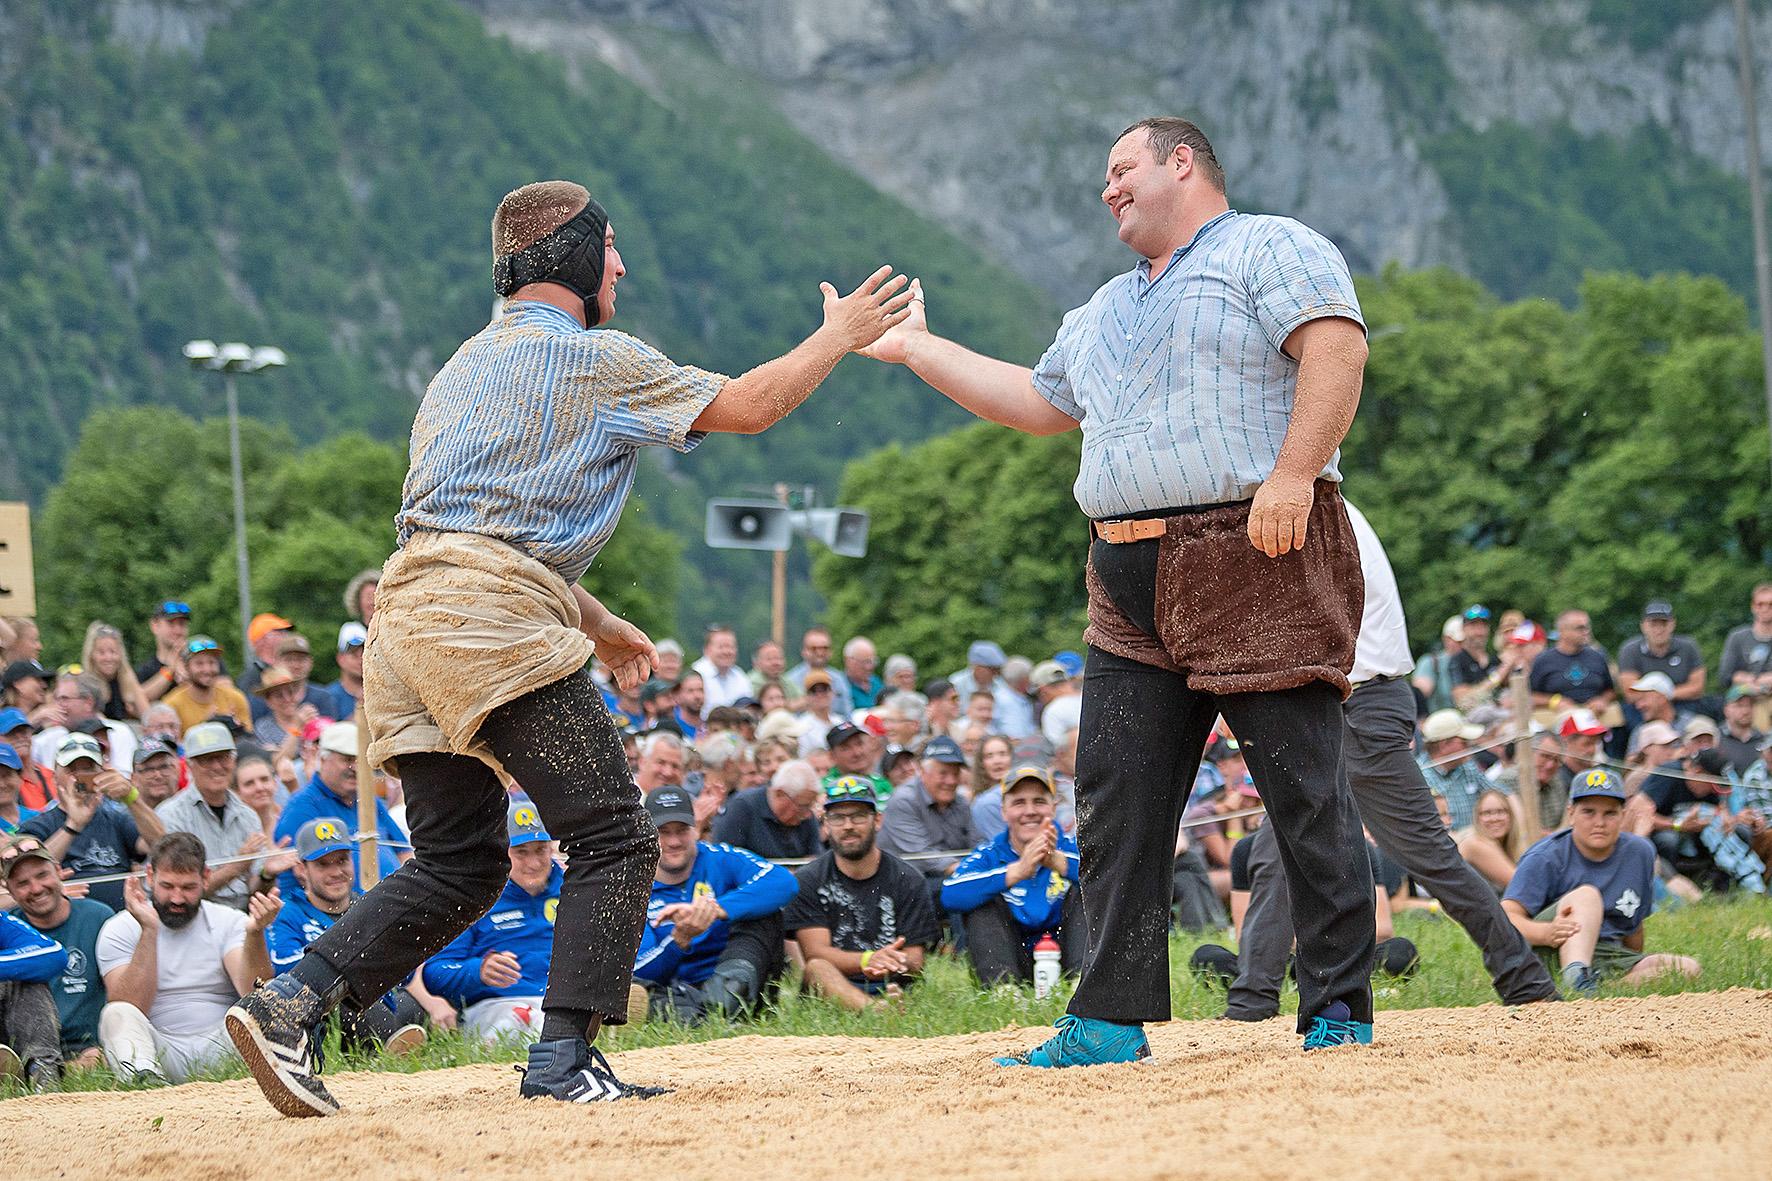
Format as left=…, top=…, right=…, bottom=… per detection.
left=980, top=736, right=1014, bottom=784
left=1474, top=792, right=1513, bottom=842
left=595, top=222, right=625, bottom=323
left=1002, top=779, right=1055, bottom=849
left=508, top=840, right=557, bottom=895
left=1102, top=130, right=1187, bottom=259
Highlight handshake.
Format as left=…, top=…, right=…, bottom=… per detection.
left=815, top=267, right=926, bottom=362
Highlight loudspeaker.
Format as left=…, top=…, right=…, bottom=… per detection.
left=705, top=499, right=792, bottom=551
left=794, top=508, right=870, bottom=558
left=0, top=503, right=34, bottom=617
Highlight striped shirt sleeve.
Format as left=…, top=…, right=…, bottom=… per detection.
left=582, top=332, right=728, bottom=453
left=1030, top=307, right=1086, bottom=421
left=1245, top=220, right=1365, bottom=357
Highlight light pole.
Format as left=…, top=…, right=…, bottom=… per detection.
left=182, top=339, right=287, bottom=661
left=1733, top=0, right=1772, bottom=486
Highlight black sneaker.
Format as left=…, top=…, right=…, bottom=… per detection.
left=517, top=1038, right=671, bottom=1103
left=27, top=1060, right=62, bottom=1093
left=225, top=974, right=340, bottom=1118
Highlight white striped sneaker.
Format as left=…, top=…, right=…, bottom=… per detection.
left=225, top=975, right=339, bottom=1118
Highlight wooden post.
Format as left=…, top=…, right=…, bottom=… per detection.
left=770, top=482, right=789, bottom=649
left=356, top=718, right=379, bottom=889
left=1511, top=668, right=1542, bottom=844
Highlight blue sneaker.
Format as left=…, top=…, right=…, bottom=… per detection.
left=1301, top=1001, right=1373, bottom=1051
left=994, top=1014, right=1150, bottom=1068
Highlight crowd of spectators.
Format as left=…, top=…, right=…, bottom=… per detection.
left=2, top=577, right=1769, bottom=1091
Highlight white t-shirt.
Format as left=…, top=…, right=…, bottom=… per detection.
left=1343, top=500, right=1415, bottom=686
left=691, top=658, right=753, bottom=715
left=1040, top=692, right=1083, bottom=748
left=96, top=901, right=247, bottom=1037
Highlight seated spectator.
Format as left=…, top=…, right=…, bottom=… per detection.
left=266, top=819, right=432, bottom=1055
left=877, top=692, right=925, bottom=752
left=421, top=802, right=561, bottom=1045
left=879, top=736, right=976, bottom=899
left=22, top=735, right=164, bottom=912
left=634, top=731, right=685, bottom=793
left=1682, top=714, right=1720, bottom=756
left=940, top=767, right=1082, bottom=986
left=129, top=739, right=183, bottom=811
left=1628, top=747, right=1769, bottom=891
left=96, top=833, right=277, bottom=1084
left=252, top=666, right=319, bottom=755
left=135, top=600, right=192, bottom=704
left=786, top=627, right=851, bottom=705
left=633, top=787, right=797, bottom=1024
left=654, top=638, right=685, bottom=683
left=139, top=704, right=183, bottom=746
left=1419, top=709, right=1500, bottom=830
left=33, top=672, right=136, bottom=774
left=795, top=670, right=841, bottom=753
left=968, top=734, right=1018, bottom=840
left=711, top=760, right=823, bottom=862
left=322, top=623, right=366, bottom=721
left=1456, top=789, right=1528, bottom=894
left=691, top=731, right=747, bottom=838
left=161, top=636, right=253, bottom=734
left=0, top=743, right=33, bottom=836
left=1446, top=604, right=1498, bottom=709
left=1, top=707, right=55, bottom=812
left=4, top=834, right=111, bottom=1074
left=672, top=672, right=706, bottom=741
left=786, top=778, right=938, bottom=1011
left=1503, top=769, right=1700, bottom=996
left=754, top=682, right=789, bottom=716
left=1412, top=615, right=1464, bottom=714
left=1720, top=582, right=1772, bottom=726
left=233, top=753, right=283, bottom=842
left=822, top=721, right=892, bottom=802
left=1718, top=686, right=1765, bottom=774
left=692, top=626, right=751, bottom=715
left=82, top=622, right=150, bottom=723
left=1625, top=672, right=1686, bottom=739
left=752, top=734, right=797, bottom=786
left=881, top=745, right=919, bottom=789
left=747, top=639, right=791, bottom=702
left=1529, top=610, right=1617, bottom=717
left=842, top=636, right=882, bottom=711
left=1618, top=601, right=1705, bottom=706
left=0, top=902, right=68, bottom=1091
left=343, top=567, right=381, bottom=626
left=952, top=690, right=996, bottom=754
left=155, top=723, right=268, bottom=911
left=273, top=722, right=408, bottom=894
left=923, top=678, right=960, bottom=739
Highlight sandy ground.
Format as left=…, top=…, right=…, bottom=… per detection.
left=5, top=990, right=1770, bottom=1181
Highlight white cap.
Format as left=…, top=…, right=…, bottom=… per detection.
left=1441, top=615, right=1465, bottom=642
left=755, top=709, right=809, bottom=744
left=337, top=621, right=368, bottom=652
left=1422, top=709, right=1483, bottom=744
left=318, top=722, right=359, bottom=758
left=1629, top=671, right=1676, bottom=699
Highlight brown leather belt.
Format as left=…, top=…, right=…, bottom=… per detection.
left=1093, top=518, right=1167, bottom=544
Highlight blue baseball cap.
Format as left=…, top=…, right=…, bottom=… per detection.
left=1569, top=768, right=1626, bottom=803
left=185, top=635, right=223, bottom=657
left=967, top=641, right=1007, bottom=668
left=921, top=735, right=968, bottom=766
left=295, top=818, right=353, bottom=861
left=0, top=707, right=28, bottom=735
left=507, top=799, right=552, bottom=846
left=823, top=775, right=880, bottom=811
left=0, top=744, right=21, bottom=772
left=1053, top=650, right=1084, bottom=678
left=153, top=600, right=192, bottom=620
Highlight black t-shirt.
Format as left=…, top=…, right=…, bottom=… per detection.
left=1616, top=635, right=1703, bottom=685
left=1529, top=646, right=1614, bottom=703
left=1718, top=730, right=1765, bottom=775
left=784, top=849, right=940, bottom=953
left=710, top=786, right=822, bottom=862
left=1642, top=762, right=1713, bottom=816
left=1367, top=841, right=1406, bottom=896
left=1448, top=649, right=1495, bottom=687
left=20, top=802, right=142, bottom=912
left=134, top=657, right=165, bottom=685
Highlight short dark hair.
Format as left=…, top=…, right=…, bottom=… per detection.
left=1119, top=117, right=1225, bottom=193
left=149, top=831, right=207, bottom=875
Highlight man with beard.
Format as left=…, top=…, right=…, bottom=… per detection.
left=95, top=833, right=278, bottom=1084
left=161, top=636, right=252, bottom=734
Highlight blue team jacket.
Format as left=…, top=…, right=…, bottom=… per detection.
left=0, top=909, right=67, bottom=982
left=940, top=830, right=1081, bottom=933
left=272, top=774, right=408, bottom=896
left=634, top=842, right=796, bottom=987
left=266, top=891, right=344, bottom=972
left=422, top=865, right=562, bottom=1005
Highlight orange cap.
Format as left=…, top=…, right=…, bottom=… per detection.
left=248, top=613, right=294, bottom=646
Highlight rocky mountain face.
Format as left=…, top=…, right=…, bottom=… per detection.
left=471, top=0, right=1772, bottom=306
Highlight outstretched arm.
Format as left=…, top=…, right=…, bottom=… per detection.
left=860, top=280, right=1078, bottom=437
left=692, top=266, right=916, bottom=434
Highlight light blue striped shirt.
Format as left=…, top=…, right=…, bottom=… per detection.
left=396, top=302, right=728, bottom=583
left=1032, top=210, right=1364, bottom=516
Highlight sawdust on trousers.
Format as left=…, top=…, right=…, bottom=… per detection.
left=6, top=990, right=1769, bottom=1181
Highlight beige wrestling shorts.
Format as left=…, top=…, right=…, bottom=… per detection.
left=361, top=531, right=594, bottom=774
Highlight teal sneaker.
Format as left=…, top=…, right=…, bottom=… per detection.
left=1301, top=1001, right=1373, bottom=1050
left=994, top=1014, right=1150, bottom=1068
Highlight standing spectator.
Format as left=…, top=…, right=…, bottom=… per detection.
left=787, top=627, right=852, bottom=705
left=822, top=722, right=891, bottom=802
left=1718, top=582, right=1772, bottom=728
left=747, top=639, right=792, bottom=701
left=923, top=679, right=960, bottom=740
left=1529, top=610, right=1616, bottom=715
left=135, top=601, right=192, bottom=704
left=342, top=568, right=381, bottom=626
left=322, top=623, right=366, bottom=722
left=1503, top=770, right=1699, bottom=995
left=1032, top=661, right=1082, bottom=749
left=692, top=626, right=750, bottom=715
left=967, top=734, right=1019, bottom=841
left=96, top=833, right=277, bottom=1083
left=421, top=802, right=561, bottom=1045
left=994, top=657, right=1038, bottom=739
left=882, top=654, right=918, bottom=697
left=711, top=761, right=822, bottom=861
left=129, top=739, right=183, bottom=811
left=82, top=623, right=149, bottom=723
left=155, top=723, right=268, bottom=911
left=1446, top=605, right=1496, bottom=706
left=238, top=613, right=295, bottom=697
left=634, top=732, right=685, bottom=792
left=162, top=637, right=253, bottom=733
left=878, top=736, right=976, bottom=900
left=841, top=636, right=882, bottom=710
left=4, top=835, right=113, bottom=1072
left=633, top=786, right=797, bottom=1023
left=1418, top=710, right=1499, bottom=830
left=941, top=766, right=1082, bottom=985
left=1718, top=686, right=1765, bottom=774
left=273, top=723, right=408, bottom=895
left=33, top=673, right=136, bottom=775
left=3, top=660, right=54, bottom=733
left=654, top=638, right=685, bottom=684
left=786, top=778, right=938, bottom=1010
left=1413, top=616, right=1464, bottom=714
left=0, top=905, right=65, bottom=1090
left=1618, top=601, right=1705, bottom=706
left=1456, top=789, right=1528, bottom=894
left=1, top=708, right=54, bottom=812
left=22, top=735, right=163, bottom=911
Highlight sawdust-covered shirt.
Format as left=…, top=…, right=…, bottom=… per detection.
left=1031, top=210, right=1364, bottom=516
left=396, top=301, right=728, bottom=583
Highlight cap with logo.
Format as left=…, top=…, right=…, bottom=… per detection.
left=1, top=835, right=56, bottom=878
left=921, top=735, right=968, bottom=766
left=248, top=613, right=294, bottom=646
left=182, top=721, right=237, bottom=760
left=967, top=640, right=1007, bottom=668
left=297, top=818, right=354, bottom=861
left=55, top=734, right=104, bottom=768
left=1029, top=660, right=1070, bottom=689
left=337, top=622, right=368, bottom=652
left=641, top=787, right=695, bottom=829
left=825, top=721, right=867, bottom=749
left=0, top=707, right=29, bottom=735
left=507, top=798, right=553, bottom=845
left=823, top=775, right=879, bottom=811
left=1642, top=601, right=1674, bottom=620
left=1462, top=604, right=1492, bottom=623
left=1, top=660, right=49, bottom=691
left=0, top=744, right=20, bottom=772
left=1569, top=768, right=1626, bottom=802
left=133, top=737, right=178, bottom=767
left=1422, top=709, right=1483, bottom=744
left=1506, top=621, right=1546, bottom=647
left=1629, top=672, right=1676, bottom=699
left=318, top=722, right=358, bottom=758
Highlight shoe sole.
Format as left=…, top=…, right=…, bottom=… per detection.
left=0, top=1046, right=21, bottom=1083
left=225, top=1007, right=339, bottom=1118
left=382, top=1025, right=427, bottom=1058
left=626, top=983, right=650, bottom=1028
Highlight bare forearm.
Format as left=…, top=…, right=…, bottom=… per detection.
left=129, top=801, right=165, bottom=844
left=904, top=334, right=1075, bottom=435
left=1270, top=325, right=1365, bottom=481
left=701, top=328, right=849, bottom=434
left=111, top=943, right=159, bottom=1010
left=239, top=933, right=273, bottom=991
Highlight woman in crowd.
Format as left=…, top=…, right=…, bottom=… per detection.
left=883, top=654, right=918, bottom=696
left=0, top=617, right=41, bottom=666
left=753, top=735, right=797, bottom=785
left=755, top=682, right=789, bottom=715
left=971, top=734, right=1014, bottom=801
left=1456, top=788, right=1528, bottom=894
left=81, top=621, right=150, bottom=722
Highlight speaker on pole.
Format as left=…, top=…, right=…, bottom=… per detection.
left=792, top=508, right=869, bottom=558
left=705, top=499, right=792, bottom=551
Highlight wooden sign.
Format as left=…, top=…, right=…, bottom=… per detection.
left=0, top=503, right=36, bottom=618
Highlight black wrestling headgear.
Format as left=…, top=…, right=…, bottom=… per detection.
left=492, top=197, right=609, bottom=326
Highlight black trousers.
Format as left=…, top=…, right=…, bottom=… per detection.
left=1069, top=540, right=1374, bottom=1032
left=309, top=671, right=657, bottom=1024
left=962, top=897, right=1086, bottom=986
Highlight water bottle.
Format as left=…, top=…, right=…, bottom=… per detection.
left=1032, top=933, right=1062, bottom=999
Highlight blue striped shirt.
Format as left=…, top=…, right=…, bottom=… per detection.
left=396, top=302, right=728, bottom=583
left=1032, top=210, right=1364, bottom=516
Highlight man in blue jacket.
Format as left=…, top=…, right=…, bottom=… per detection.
left=272, top=723, right=409, bottom=895
left=633, top=786, right=797, bottom=1024
left=941, top=766, right=1083, bottom=985
left=422, top=800, right=560, bottom=1044
left=0, top=900, right=68, bottom=1090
